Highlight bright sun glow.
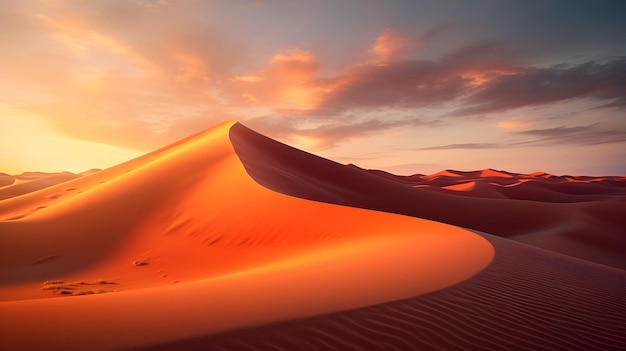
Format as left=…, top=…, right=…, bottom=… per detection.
left=0, top=105, right=142, bottom=174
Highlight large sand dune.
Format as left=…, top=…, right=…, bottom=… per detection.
left=0, top=121, right=492, bottom=350
left=0, top=121, right=624, bottom=350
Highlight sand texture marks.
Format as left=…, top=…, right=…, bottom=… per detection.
left=0, top=121, right=492, bottom=350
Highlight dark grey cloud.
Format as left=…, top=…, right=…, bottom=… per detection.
left=314, top=41, right=626, bottom=122
left=317, top=42, right=520, bottom=115
left=453, top=57, right=626, bottom=116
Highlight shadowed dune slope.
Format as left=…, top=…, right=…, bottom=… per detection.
left=229, top=123, right=626, bottom=269
left=138, top=233, right=626, bottom=351
left=0, top=121, right=493, bottom=350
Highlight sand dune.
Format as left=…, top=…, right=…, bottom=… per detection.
left=0, top=121, right=492, bottom=350
left=479, top=169, right=515, bottom=178
left=0, top=171, right=82, bottom=200
left=0, top=121, right=624, bottom=350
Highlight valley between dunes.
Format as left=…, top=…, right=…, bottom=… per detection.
left=1, top=121, right=624, bottom=350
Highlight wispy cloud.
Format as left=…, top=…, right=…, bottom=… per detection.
left=516, top=125, right=626, bottom=146
left=246, top=115, right=438, bottom=150
left=419, top=124, right=626, bottom=150
left=299, top=118, right=437, bottom=149
left=419, top=143, right=500, bottom=150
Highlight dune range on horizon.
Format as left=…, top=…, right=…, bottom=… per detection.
left=1, top=121, right=625, bottom=350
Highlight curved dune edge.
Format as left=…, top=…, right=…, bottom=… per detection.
left=142, top=233, right=626, bottom=351
left=0, top=121, right=494, bottom=350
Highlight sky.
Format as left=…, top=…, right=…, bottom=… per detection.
left=1, top=0, right=625, bottom=176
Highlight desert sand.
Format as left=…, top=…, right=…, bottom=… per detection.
left=0, top=121, right=624, bottom=350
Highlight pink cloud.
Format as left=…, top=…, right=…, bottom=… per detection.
left=370, top=28, right=416, bottom=65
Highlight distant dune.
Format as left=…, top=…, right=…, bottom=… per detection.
left=0, top=121, right=624, bottom=350
left=0, top=171, right=82, bottom=200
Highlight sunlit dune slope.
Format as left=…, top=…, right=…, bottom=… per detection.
left=230, top=123, right=626, bottom=269
left=0, top=121, right=493, bottom=350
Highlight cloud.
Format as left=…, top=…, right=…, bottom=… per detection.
left=298, top=118, right=425, bottom=149
left=232, top=38, right=623, bottom=128
left=497, top=119, right=533, bottom=129
left=419, top=143, right=500, bottom=150
left=515, top=125, right=626, bottom=146
left=224, top=48, right=327, bottom=111
left=317, top=60, right=465, bottom=113
left=0, top=1, right=246, bottom=150
left=245, top=115, right=437, bottom=150
left=316, top=41, right=520, bottom=115
left=454, top=57, right=626, bottom=116
left=517, top=126, right=589, bottom=137
left=314, top=44, right=625, bottom=120
left=440, top=41, right=521, bottom=74
left=2, top=0, right=624, bottom=156
left=370, top=28, right=416, bottom=65
left=226, top=36, right=625, bottom=149
left=419, top=125, right=626, bottom=151
left=224, top=33, right=521, bottom=117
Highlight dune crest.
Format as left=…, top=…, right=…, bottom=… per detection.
left=0, top=121, right=493, bottom=350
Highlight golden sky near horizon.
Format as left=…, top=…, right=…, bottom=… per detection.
left=1, top=1, right=625, bottom=176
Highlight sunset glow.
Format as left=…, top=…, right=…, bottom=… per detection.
left=1, top=1, right=625, bottom=175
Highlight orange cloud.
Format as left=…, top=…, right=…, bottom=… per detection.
left=461, top=69, right=520, bottom=87
left=497, top=119, right=533, bottom=129
left=270, top=49, right=319, bottom=79
left=226, top=49, right=328, bottom=111
left=173, top=51, right=210, bottom=87
left=371, top=28, right=415, bottom=65
left=231, top=76, right=264, bottom=83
